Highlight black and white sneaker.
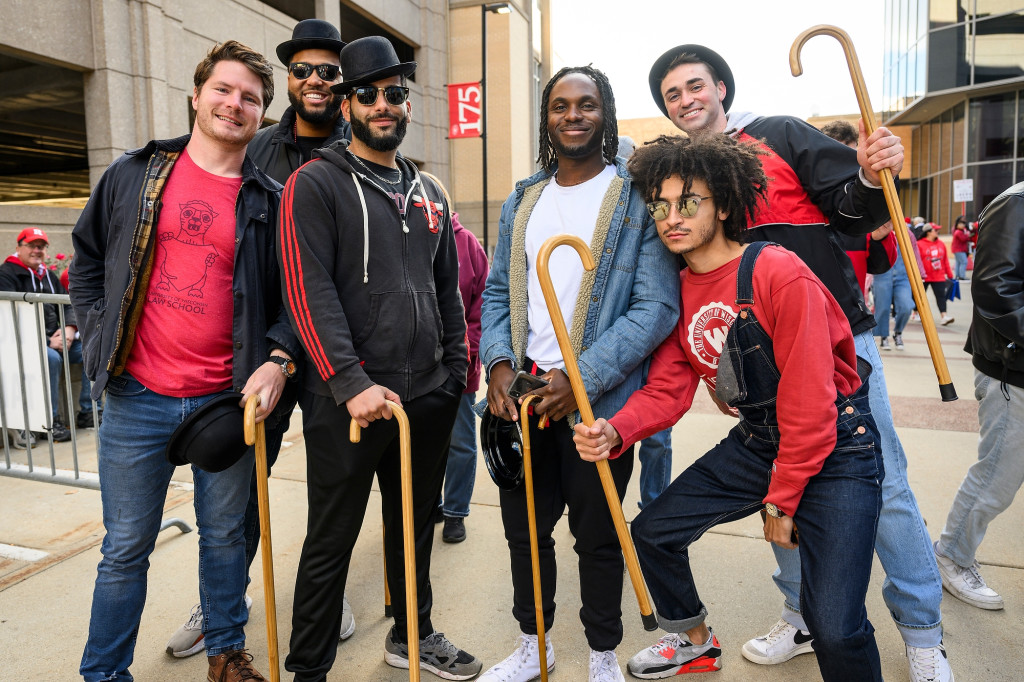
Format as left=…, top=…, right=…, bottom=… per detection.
left=385, top=627, right=483, bottom=680
left=741, top=619, right=814, bottom=665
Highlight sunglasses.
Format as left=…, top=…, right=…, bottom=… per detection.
left=646, top=195, right=713, bottom=221
left=352, top=85, right=410, bottom=107
left=289, top=62, right=341, bottom=81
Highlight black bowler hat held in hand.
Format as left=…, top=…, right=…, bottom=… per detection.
left=330, top=36, right=417, bottom=95
left=276, top=18, right=346, bottom=66
left=166, top=393, right=249, bottom=473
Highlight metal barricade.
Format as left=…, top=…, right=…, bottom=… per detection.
left=0, top=291, right=101, bottom=490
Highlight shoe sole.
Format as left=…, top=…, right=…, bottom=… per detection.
left=384, top=651, right=483, bottom=681
left=941, top=319, right=954, bottom=325
left=630, top=655, right=722, bottom=678
left=939, top=577, right=1004, bottom=610
left=167, top=636, right=205, bottom=658
left=339, top=618, right=356, bottom=641
left=442, top=533, right=466, bottom=544
left=740, top=640, right=815, bottom=665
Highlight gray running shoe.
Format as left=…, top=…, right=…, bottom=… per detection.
left=339, top=594, right=355, bottom=641
left=385, top=627, right=483, bottom=680
left=628, top=630, right=722, bottom=678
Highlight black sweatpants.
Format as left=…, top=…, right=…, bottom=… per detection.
left=498, top=415, right=634, bottom=652
left=285, top=384, right=460, bottom=681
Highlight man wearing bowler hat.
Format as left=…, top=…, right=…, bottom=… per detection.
left=165, top=18, right=355, bottom=660
left=279, top=36, right=480, bottom=680
left=70, top=40, right=300, bottom=682
left=639, top=44, right=953, bottom=682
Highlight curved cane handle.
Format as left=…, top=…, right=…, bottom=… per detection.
left=244, top=394, right=260, bottom=445
left=789, top=25, right=957, bottom=401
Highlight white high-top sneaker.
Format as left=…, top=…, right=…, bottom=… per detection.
left=478, top=633, right=555, bottom=682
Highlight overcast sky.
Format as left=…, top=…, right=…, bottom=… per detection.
left=549, top=0, right=888, bottom=122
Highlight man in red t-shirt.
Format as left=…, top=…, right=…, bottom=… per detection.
left=573, top=134, right=884, bottom=681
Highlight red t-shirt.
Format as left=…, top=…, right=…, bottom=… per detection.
left=125, top=149, right=240, bottom=397
left=608, top=246, right=861, bottom=515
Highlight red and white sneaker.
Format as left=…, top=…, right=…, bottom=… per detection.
left=626, top=629, right=722, bottom=678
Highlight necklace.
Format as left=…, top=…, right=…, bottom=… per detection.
left=554, top=171, right=592, bottom=187
left=349, top=151, right=403, bottom=186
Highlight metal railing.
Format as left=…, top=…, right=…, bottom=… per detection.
left=0, top=291, right=101, bottom=490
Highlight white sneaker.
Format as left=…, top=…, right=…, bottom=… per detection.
left=907, top=643, right=954, bottom=682
left=589, top=649, right=625, bottom=682
left=934, top=543, right=1003, bottom=610
left=339, top=593, right=356, bottom=641
left=479, top=633, right=555, bottom=682
left=165, top=594, right=252, bottom=657
left=741, top=618, right=814, bottom=665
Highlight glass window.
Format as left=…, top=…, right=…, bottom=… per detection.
left=928, top=25, right=971, bottom=91
left=973, top=13, right=1024, bottom=84
left=930, top=119, right=944, bottom=174
left=968, top=161, right=1014, bottom=217
left=973, top=0, right=1024, bottom=19
left=952, top=102, right=966, bottom=167
left=930, top=0, right=970, bottom=28
left=912, top=124, right=924, bottom=178
left=942, top=110, right=953, bottom=170
left=917, top=176, right=933, bottom=218
left=968, top=93, right=1015, bottom=161
left=920, top=121, right=931, bottom=177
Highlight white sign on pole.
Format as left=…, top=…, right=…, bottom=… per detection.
left=953, top=178, right=974, bottom=203
left=1, top=301, right=51, bottom=432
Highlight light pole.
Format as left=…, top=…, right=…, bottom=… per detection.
left=481, top=2, right=510, bottom=255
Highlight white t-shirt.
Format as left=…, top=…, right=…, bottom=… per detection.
left=525, top=164, right=617, bottom=369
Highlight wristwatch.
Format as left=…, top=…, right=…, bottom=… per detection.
left=269, top=355, right=296, bottom=379
left=764, top=502, right=785, bottom=518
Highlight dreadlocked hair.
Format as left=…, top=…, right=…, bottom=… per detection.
left=537, top=65, right=619, bottom=173
left=628, top=134, right=769, bottom=242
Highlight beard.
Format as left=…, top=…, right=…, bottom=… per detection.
left=288, top=88, right=343, bottom=128
left=350, top=110, right=409, bottom=152
left=549, top=129, right=604, bottom=162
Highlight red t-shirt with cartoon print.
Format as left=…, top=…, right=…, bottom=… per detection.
left=608, top=245, right=861, bottom=515
left=125, top=149, right=240, bottom=397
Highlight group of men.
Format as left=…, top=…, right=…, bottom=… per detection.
left=63, top=15, right=1019, bottom=682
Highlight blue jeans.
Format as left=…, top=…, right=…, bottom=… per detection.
left=954, top=252, right=968, bottom=280
left=872, top=267, right=914, bottom=339
left=771, top=331, right=944, bottom=647
left=80, top=373, right=253, bottom=682
left=441, top=393, right=477, bottom=518
left=638, top=427, right=672, bottom=510
left=937, top=370, right=1024, bottom=566
left=47, top=338, right=93, bottom=418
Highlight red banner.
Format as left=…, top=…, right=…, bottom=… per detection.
left=447, top=82, right=482, bottom=139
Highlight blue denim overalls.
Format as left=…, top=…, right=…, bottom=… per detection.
left=631, top=243, right=884, bottom=682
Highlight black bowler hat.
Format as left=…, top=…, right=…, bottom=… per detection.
left=330, top=36, right=417, bottom=95
left=165, top=393, right=250, bottom=473
left=648, top=44, right=735, bottom=117
left=480, top=411, right=524, bottom=491
left=276, top=19, right=346, bottom=66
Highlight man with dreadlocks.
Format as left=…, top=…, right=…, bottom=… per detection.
left=478, top=66, right=679, bottom=682
left=574, top=134, right=885, bottom=681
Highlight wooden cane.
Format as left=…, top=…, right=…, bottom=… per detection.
left=244, top=396, right=280, bottom=682
left=535, top=234, right=659, bottom=631
left=350, top=402, right=419, bottom=682
left=790, top=24, right=957, bottom=402
left=519, top=394, right=549, bottom=681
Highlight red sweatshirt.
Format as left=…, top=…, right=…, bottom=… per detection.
left=608, top=246, right=861, bottom=515
left=918, top=237, right=953, bottom=282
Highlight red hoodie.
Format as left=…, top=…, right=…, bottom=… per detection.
left=452, top=213, right=489, bottom=393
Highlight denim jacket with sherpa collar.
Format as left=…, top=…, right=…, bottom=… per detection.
left=478, top=158, right=680, bottom=425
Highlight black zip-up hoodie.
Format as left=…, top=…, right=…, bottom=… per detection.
left=278, top=139, right=467, bottom=405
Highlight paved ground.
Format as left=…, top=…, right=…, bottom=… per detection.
left=2, top=277, right=1022, bottom=681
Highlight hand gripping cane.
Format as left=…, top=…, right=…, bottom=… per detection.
left=244, top=396, right=280, bottom=682
left=519, top=394, right=550, bottom=681
left=350, top=402, right=420, bottom=682
left=536, top=234, right=659, bottom=631
left=790, top=24, right=957, bottom=401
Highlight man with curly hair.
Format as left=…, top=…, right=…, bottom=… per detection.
left=574, top=134, right=884, bottom=681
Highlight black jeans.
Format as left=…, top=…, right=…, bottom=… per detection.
left=498, top=415, right=634, bottom=652
left=285, top=383, right=460, bottom=681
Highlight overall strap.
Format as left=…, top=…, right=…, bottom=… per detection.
left=735, top=241, right=775, bottom=307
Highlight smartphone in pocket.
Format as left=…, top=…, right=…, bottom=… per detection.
left=507, top=370, right=550, bottom=399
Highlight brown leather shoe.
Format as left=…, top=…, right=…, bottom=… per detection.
left=207, top=649, right=267, bottom=682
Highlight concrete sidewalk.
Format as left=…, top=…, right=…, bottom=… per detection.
left=1, top=283, right=1022, bottom=681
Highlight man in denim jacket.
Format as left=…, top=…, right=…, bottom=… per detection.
left=477, top=66, right=679, bottom=682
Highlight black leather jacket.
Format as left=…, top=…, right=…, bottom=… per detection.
left=246, top=107, right=350, bottom=184
left=68, top=135, right=301, bottom=426
left=965, top=181, right=1024, bottom=388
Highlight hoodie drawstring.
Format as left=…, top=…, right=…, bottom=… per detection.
left=350, top=172, right=370, bottom=284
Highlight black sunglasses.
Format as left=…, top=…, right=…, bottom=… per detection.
left=352, top=85, right=410, bottom=107
left=289, top=62, right=341, bottom=81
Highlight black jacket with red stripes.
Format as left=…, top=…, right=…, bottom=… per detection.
left=277, top=139, right=468, bottom=405
left=730, top=114, right=893, bottom=336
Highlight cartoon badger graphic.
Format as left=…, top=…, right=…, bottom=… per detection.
left=156, top=199, right=221, bottom=298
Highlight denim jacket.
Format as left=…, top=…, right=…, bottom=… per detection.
left=479, top=159, right=680, bottom=422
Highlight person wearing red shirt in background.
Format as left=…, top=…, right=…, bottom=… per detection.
left=951, top=216, right=972, bottom=281
left=574, top=134, right=884, bottom=681
left=918, top=223, right=956, bottom=325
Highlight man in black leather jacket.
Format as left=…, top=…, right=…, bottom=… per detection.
left=933, top=181, right=1024, bottom=612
